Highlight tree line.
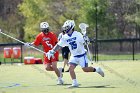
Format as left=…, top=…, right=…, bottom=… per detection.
left=0, top=0, right=140, bottom=43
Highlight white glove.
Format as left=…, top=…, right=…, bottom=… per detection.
left=83, top=36, right=90, bottom=44
left=24, top=42, right=32, bottom=47
left=84, top=49, right=87, bottom=53
left=46, top=50, right=55, bottom=60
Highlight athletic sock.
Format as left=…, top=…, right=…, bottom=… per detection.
left=72, top=79, right=78, bottom=84
left=94, top=67, right=100, bottom=72
left=58, top=77, right=62, bottom=80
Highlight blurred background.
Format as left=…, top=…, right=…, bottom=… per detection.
left=0, top=0, right=140, bottom=63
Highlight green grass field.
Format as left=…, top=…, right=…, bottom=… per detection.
left=0, top=61, right=140, bottom=93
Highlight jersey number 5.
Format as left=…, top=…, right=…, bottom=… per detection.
left=69, top=41, right=77, bottom=50
left=46, top=41, right=53, bottom=48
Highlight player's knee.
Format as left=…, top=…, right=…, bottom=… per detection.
left=45, top=67, right=51, bottom=71
left=69, top=68, right=74, bottom=72
left=52, top=65, right=57, bottom=70
left=69, top=65, right=75, bottom=72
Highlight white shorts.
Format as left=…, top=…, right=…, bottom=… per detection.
left=69, top=54, right=88, bottom=68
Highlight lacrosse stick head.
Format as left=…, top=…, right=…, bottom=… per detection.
left=79, top=23, right=89, bottom=35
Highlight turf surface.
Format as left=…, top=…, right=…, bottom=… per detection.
left=0, top=61, right=139, bottom=93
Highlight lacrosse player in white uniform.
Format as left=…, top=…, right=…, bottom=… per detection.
left=46, top=20, right=104, bottom=88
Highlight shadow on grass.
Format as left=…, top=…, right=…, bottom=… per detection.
left=19, top=84, right=116, bottom=89
left=79, top=85, right=116, bottom=88
left=47, top=84, right=72, bottom=86
left=47, top=84, right=116, bottom=89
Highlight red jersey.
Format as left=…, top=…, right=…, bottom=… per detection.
left=33, top=32, right=58, bottom=52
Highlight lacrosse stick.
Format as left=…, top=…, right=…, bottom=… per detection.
left=0, top=29, right=46, bottom=54
left=79, top=23, right=93, bottom=64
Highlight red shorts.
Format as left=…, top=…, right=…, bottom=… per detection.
left=44, top=51, right=59, bottom=64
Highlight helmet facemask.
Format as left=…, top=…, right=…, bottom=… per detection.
left=62, top=20, right=75, bottom=34
left=41, top=28, right=49, bottom=33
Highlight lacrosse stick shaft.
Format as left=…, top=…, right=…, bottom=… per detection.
left=0, top=31, right=46, bottom=54
left=79, top=23, right=93, bottom=64
left=84, top=36, right=93, bottom=64
left=86, top=44, right=92, bottom=62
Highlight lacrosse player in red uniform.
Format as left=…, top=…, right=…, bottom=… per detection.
left=25, top=22, right=63, bottom=85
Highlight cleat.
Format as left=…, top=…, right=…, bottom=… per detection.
left=62, top=68, right=64, bottom=73
left=96, top=67, right=104, bottom=77
left=65, top=69, right=69, bottom=72
left=68, top=83, right=79, bottom=88
left=57, top=79, right=64, bottom=85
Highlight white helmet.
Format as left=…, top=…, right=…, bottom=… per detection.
left=62, top=20, right=75, bottom=33
left=40, top=22, right=49, bottom=33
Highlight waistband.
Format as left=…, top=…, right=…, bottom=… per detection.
left=74, top=52, right=86, bottom=57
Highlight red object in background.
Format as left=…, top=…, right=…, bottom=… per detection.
left=24, top=57, right=35, bottom=64
left=4, top=47, right=12, bottom=58
left=34, top=58, right=43, bottom=64
left=13, top=47, right=21, bottom=58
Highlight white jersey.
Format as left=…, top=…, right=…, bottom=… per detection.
left=58, top=33, right=63, bottom=41
left=58, top=31, right=85, bottom=56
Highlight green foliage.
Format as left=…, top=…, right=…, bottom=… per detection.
left=0, top=19, right=13, bottom=43
left=19, top=0, right=111, bottom=41
left=0, top=14, right=23, bottom=43
left=77, top=0, right=116, bottom=39
left=19, top=0, right=82, bottom=41
left=125, top=0, right=140, bottom=26
left=18, top=0, right=140, bottom=41
left=19, top=0, right=48, bottom=42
